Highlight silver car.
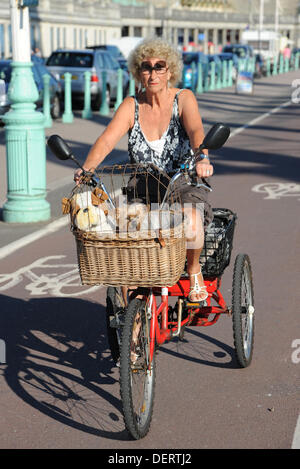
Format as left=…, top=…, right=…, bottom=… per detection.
left=46, top=48, right=129, bottom=110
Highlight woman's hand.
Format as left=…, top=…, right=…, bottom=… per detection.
left=74, top=168, right=83, bottom=185
left=195, top=160, right=214, bottom=179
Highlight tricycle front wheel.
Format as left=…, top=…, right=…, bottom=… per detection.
left=232, top=253, right=255, bottom=368
left=119, top=298, right=155, bottom=439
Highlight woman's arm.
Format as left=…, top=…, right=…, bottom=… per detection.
left=74, top=97, right=135, bottom=179
left=179, top=89, right=214, bottom=179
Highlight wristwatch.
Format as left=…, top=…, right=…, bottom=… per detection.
left=195, top=153, right=210, bottom=163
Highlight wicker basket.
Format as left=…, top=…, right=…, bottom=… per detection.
left=64, top=164, right=186, bottom=287
left=74, top=224, right=186, bottom=287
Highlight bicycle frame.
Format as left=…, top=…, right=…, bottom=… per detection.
left=138, top=276, right=231, bottom=363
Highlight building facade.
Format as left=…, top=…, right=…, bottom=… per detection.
left=0, top=0, right=299, bottom=59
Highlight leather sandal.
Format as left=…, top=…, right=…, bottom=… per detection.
left=188, top=271, right=208, bottom=303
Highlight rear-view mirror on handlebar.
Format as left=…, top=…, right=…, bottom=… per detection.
left=47, top=134, right=84, bottom=170
left=47, top=135, right=73, bottom=161
left=200, top=123, right=230, bottom=151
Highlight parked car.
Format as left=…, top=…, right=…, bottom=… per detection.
left=207, top=54, right=222, bottom=76
left=181, top=52, right=209, bottom=88
left=222, top=44, right=254, bottom=59
left=217, top=52, right=239, bottom=81
left=0, top=55, right=62, bottom=123
left=87, top=44, right=128, bottom=72
left=46, top=48, right=129, bottom=109
left=254, top=53, right=267, bottom=77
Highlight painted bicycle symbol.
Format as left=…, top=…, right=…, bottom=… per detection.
left=252, top=182, right=300, bottom=200
left=0, top=255, right=101, bottom=297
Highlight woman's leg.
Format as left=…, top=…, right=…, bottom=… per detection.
left=184, top=206, right=208, bottom=302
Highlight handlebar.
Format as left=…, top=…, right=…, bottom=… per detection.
left=47, top=134, right=212, bottom=212
left=160, top=161, right=212, bottom=210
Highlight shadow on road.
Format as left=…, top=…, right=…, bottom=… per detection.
left=159, top=326, right=240, bottom=369
left=0, top=293, right=130, bottom=441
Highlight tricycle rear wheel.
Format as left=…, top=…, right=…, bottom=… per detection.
left=232, top=253, right=255, bottom=368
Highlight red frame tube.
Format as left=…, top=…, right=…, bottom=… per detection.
left=147, top=277, right=229, bottom=362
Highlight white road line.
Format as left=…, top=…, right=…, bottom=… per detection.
left=230, top=99, right=292, bottom=138
left=292, top=414, right=300, bottom=449
left=0, top=99, right=293, bottom=260
left=0, top=216, right=69, bottom=260
left=0, top=188, right=122, bottom=260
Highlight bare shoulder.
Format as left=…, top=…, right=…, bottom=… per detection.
left=119, top=95, right=136, bottom=112
left=177, top=88, right=198, bottom=114
left=114, top=95, right=136, bottom=128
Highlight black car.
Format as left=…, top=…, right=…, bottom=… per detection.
left=0, top=55, right=62, bottom=122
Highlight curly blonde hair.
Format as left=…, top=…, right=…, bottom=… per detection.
left=127, top=37, right=182, bottom=87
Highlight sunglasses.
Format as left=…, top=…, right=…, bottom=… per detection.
left=140, top=61, right=168, bottom=75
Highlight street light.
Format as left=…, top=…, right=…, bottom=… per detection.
left=2, top=0, right=50, bottom=223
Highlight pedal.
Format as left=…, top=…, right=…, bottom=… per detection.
left=185, top=299, right=208, bottom=308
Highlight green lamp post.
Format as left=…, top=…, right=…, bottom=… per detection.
left=2, top=0, right=50, bottom=223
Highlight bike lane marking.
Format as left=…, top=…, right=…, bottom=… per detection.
left=292, top=414, right=300, bottom=449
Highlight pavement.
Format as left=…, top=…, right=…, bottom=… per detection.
left=0, top=70, right=298, bottom=252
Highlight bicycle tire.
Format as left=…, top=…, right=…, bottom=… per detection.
left=106, top=287, right=122, bottom=364
left=232, top=253, right=255, bottom=368
left=119, top=297, right=155, bottom=439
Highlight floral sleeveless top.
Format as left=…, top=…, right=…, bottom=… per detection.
left=128, top=90, right=193, bottom=174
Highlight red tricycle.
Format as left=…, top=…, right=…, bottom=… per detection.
left=106, top=207, right=254, bottom=440
left=104, top=124, right=255, bottom=440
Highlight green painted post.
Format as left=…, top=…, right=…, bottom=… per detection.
left=203, top=65, right=209, bottom=92
left=216, top=62, right=222, bottom=89
left=195, top=62, right=203, bottom=94
left=284, top=56, right=289, bottom=73
left=222, top=60, right=227, bottom=88
left=295, top=53, right=300, bottom=70
left=290, top=53, right=295, bottom=71
left=42, top=73, right=52, bottom=128
left=62, top=72, right=74, bottom=123
left=114, top=68, right=123, bottom=111
left=3, top=62, right=50, bottom=223
left=227, top=60, right=233, bottom=87
left=191, top=62, right=196, bottom=92
left=209, top=62, right=216, bottom=90
left=245, top=57, right=249, bottom=72
left=129, top=73, right=135, bottom=96
left=99, top=70, right=109, bottom=116
left=181, top=67, right=185, bottom=89
left=272, top=55, right=278, bottom=75
left=279, top=54, right=284, bottom=74
left=82, top=71, right=93, bottom=119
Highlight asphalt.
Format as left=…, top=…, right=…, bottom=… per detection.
left=0, top=69, right=298, bottom=250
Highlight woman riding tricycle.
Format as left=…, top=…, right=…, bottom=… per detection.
left=48, top=37, right=254, bottom=440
